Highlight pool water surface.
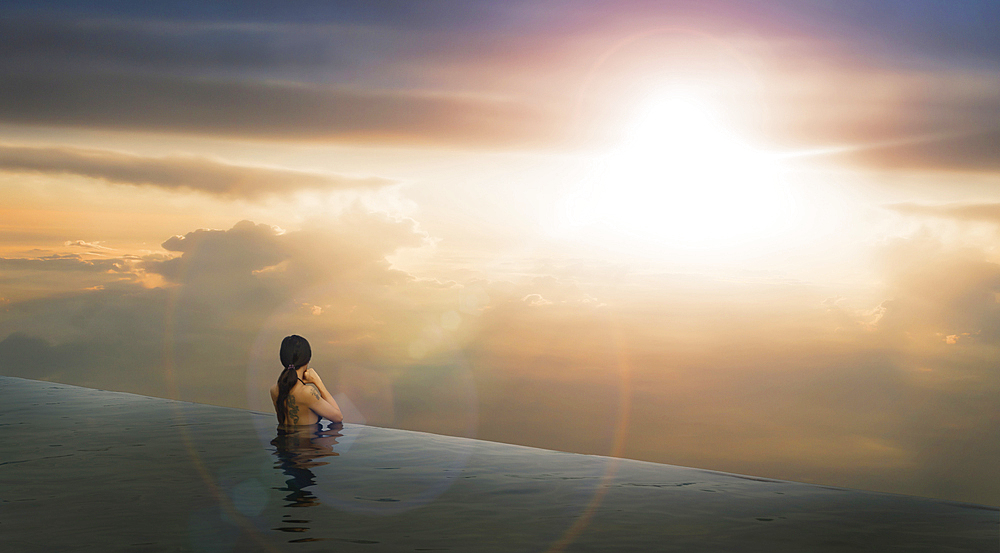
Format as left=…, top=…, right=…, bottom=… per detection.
left=1, top=376, right=996, bottom=552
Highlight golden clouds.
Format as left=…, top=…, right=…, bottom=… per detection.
left=2, top=200, right=1000, bottom=505
left=871, top=235, right=1000, bottom=343
left=2, top=1, right=1000, bottom=510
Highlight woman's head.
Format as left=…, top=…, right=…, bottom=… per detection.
left=280, top=335, right=312, bottom=370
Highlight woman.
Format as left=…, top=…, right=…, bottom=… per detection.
left=271, top=335, right=343, bottom=426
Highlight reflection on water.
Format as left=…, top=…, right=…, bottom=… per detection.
left=3, top=377, right=995, bottom=552
left=270, top=423, right=343, bottom=542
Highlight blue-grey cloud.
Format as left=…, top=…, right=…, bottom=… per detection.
left=0, top=1, right=528, bottom=31
left=1, top=2, right=998, bottom=164
left=773, top=0, right=1000, bottom=66
left=0, top=72, right=558, bottom=147
left=0, top=16, right=373, bottom=80
left=4, top=1, right=998, bottom=78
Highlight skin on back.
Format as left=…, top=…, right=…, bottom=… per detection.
left=270, top=365, right=344, bottom=426
left=270, top=382, right=323, bottom=426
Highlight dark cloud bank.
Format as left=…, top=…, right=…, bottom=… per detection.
left=0, top=71, right=560, bottom=148
left=2, top=7, right=1000, bottom=165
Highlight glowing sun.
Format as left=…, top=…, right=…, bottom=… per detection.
left=559, top=94, right=798, bottom=253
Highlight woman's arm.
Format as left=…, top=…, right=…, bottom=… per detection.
left=302, top=368, right=343, bottom=423
left=302, top=368, right=334, bottom=401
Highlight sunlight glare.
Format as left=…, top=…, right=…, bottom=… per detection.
left=558, top=93, right=800, bottom=256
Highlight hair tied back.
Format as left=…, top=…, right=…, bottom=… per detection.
left=277, top=335, right=312, bottom=425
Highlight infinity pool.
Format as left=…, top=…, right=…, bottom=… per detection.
left=1, top=376, right=996, bottom=551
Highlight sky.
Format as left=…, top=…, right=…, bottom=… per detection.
left=1, top=1, right=1000, bottom=507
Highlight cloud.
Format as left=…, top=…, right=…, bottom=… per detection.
left=779, top=0, right=1000, bottom=65
left=816, top=232, right=1000, bottom=347
left=3, top=215, right=1000, bottom=505
left=64, top=240, right=113, bottom=251
left=0, top=208, right=435, bottom=398
left=0, top=332, right=135, bottom=382
left=0, top=17, right=349, bottom=75
left=870, top=236, right=1000, bottom=342
left=831, top=128, right=1000, bottom=172
left=758, top=66, right=1000, bottom=172
left=140, top=209, right=429, bottom=297
left=0, top=4, right=530, bottom=75
left=0, top=230, right=61, bottom=245
left=468, top=269, right=1000, bottom=505
left=0, top=72, right=562, bottom=148
left=0, top=253, right=128, bottom=273
left=887, top=202, right=1000, bottom=224
left=520, top=293, right=551, bottom=306
left=149, top=220, right=289, bottom=285
left=0, top=253, right=141, bottom=303
left=2, top=9, right=998, bottom=164
left=0, top=144, right=394, bottom=198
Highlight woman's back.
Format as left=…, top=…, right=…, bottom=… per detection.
left=270, top=381, right=323, bottom=426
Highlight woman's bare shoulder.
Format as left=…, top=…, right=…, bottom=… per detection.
left=271, top=382, right=319, bottom=404
left=296, top=382, right=323, bottom=402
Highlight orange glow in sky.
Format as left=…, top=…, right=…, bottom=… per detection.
left=2, top=0, right=1000, bottom=508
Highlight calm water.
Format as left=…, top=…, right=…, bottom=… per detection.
left=1, top=376, right=996, bottom=552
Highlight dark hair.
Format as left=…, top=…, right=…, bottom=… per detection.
left=276, top=335, right=312, bottom=425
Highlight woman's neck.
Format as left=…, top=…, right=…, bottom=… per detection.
left=295, top=366, right=308, bottom=380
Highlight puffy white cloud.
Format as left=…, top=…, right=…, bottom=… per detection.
left=0, top=208, right=428, bottom=386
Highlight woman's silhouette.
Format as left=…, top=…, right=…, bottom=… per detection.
left=269, top=335, right=344, bottom=541
left=270, top=335, right=343, bottom=426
